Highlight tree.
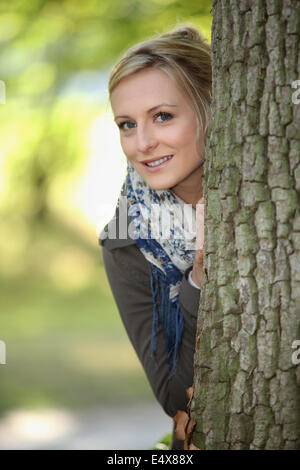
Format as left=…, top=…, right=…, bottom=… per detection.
left=190, top=0, right=300, bottom=450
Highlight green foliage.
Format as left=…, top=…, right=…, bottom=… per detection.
left=151, top=432, right=172, bottom=450
left=0, top=213, right=153, bottom=413
left=0, top=0, right=212, bottom=221
left=0, top=0, right=212, bottom=417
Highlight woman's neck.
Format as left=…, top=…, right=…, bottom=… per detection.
left=170, top=166, right=203, bottom=209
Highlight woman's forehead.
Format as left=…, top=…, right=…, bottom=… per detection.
left=110, top=68, right=186, bottom=115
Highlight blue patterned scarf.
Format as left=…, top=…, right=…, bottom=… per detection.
left=121, top=161, right=197, bottom=378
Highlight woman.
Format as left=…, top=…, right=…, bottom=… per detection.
left=99, top=25, right=211, bottom=449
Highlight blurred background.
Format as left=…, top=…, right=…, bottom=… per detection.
left=0, top=0, right=212, bottom=449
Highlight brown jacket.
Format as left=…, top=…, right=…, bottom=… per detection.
left=98, top=201, right=200, bottom=448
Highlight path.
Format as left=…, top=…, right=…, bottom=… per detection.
left=0, top=402, right=172, bottom=450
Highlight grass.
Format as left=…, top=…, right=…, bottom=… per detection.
left=0, top=210, right=154, bottom=415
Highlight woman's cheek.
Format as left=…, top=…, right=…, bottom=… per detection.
left=120, top=140, right=130, bottom=159
left=121, top=139, right=135, bottom=161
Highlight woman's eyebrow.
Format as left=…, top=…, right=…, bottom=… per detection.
left=114, top=103, right=177, bottom=120
left=147, top=103, right=178, bottom=113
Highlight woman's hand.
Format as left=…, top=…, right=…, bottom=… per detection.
left=191, top=197, right=204, bottom=288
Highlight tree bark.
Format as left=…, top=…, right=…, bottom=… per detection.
left=190, top=0, right=300, bottom=450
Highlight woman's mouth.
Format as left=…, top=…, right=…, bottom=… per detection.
left=141, top=155, right=174, bottom=172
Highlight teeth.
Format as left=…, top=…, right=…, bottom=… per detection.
left=146, top=155, right=173, bottom=167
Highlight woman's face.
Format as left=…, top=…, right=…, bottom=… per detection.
left=110, top=67, right=205, bottom=201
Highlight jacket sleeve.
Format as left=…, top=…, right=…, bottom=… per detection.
left=101, top=242, right=201, bottom=418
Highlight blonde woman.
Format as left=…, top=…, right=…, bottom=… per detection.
left=99, top=26, right=211, bottom=450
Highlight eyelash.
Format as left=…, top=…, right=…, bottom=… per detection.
left=117, top=111, right=173, bottom=131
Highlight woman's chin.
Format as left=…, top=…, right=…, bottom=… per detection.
left=142, top=175, right=177, bottom=191
left=147, top=181, right=174, bottom=191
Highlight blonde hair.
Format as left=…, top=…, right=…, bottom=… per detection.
left=108, top=25, right=212, bottom=139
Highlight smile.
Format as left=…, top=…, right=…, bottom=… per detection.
left=142, top=155, right=174, bottom=171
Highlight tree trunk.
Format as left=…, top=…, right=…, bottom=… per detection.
left=190, top=0, right=300, bottom=450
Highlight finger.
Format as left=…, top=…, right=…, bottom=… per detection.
left=195, top=249, right=204, bottom=264
left=196, top=201, right=204, bottom=250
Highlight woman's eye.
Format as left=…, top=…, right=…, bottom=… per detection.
left=118, top=121, right=136, bottom=131
left=117, top=112, right=172, bottom=131
left=155, top=112, right=173, bottom=123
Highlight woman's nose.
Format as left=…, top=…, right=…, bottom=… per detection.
left=136, top=124, right=158, bottom=153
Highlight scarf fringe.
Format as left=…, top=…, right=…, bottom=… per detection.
left=150, top=263, right=184, bottom=378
